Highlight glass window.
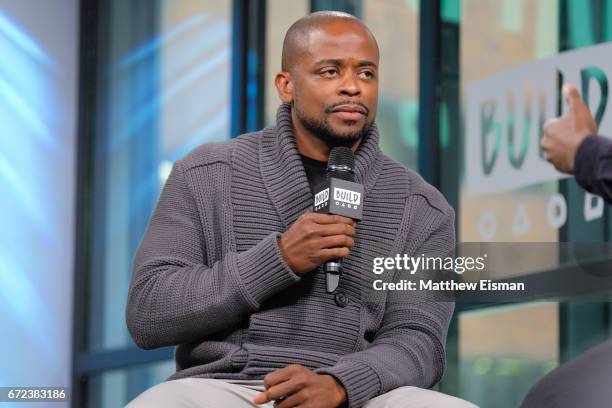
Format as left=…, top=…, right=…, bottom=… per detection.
left=87, top=360, right=175, bottom=408
left=455, top=3, right=562, bottom=407
left=363, top=0, right=420, bottom=169
left=452, top=1, right=612, bottom=405
left=458, top=303, right=559, bottom=407
left=0, top=0, right=78, bottom=393
left=265, top=0, right=309, bottom=125
left=88, top=0, right=232, bottom=352
left=460, top=0, right=559, bottom=244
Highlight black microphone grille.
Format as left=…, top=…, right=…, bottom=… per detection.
left=328, top=147, right=354, bottom=170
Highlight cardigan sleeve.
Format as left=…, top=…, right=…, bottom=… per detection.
left=315, top=208, right=455, bottom=408
left=126, top=160, right=301, bottom=350
left=574, top=134, right=612, bottom=204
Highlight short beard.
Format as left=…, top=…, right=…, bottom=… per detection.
left=294, top=103, right=372, bottom=148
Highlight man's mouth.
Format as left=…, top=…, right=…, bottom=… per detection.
left=330, top=104, right=368, bottom=121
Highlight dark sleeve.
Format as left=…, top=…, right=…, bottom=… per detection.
left=315, top=209, right=455, bottom=408
left=574, top=135, right=612, bottom=204
left=126, top=160, right=301, bottom=349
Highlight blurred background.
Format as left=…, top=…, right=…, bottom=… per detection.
left=2, top=0, right=612, bottom=407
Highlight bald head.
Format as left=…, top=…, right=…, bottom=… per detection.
left=281, top=11, right=379, bottom=72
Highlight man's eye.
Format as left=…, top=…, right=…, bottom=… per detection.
left=321, top=69, right=338, bottom=77
left=359, top=71, right=375, bottom=79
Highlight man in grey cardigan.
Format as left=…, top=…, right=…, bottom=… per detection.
left=125, top=11, right=475, bottom=408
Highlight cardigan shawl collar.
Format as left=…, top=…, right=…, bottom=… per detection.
left=259, top=103, right=384, bottom=230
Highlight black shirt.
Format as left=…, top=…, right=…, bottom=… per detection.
left=300, top=154, right=328, bottom=192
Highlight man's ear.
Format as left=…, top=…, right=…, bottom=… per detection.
left=275, top=72, right=294, bottom=103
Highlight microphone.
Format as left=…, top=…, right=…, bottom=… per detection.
left=312, top=147, right=364, bottom=293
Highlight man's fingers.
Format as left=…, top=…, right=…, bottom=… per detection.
left=263, top=367, right=293, bottom=389
left=540, top=134, right=550, bottom=150
left=316, top=223, right=356, bottom=238
left=252, top=391, right=270, bottom=405
left=319, top=235, right=355, bottom=249
left=254, top=380, right=298, bottom=405
left=306, top=213, right=355, bottom=226
left=542, top=116, right=573, bottom=140
left=543, top=117, right=557, bottom=133
left=274, top=390, right=307, bottom=408
left=320, top=247, right=350, bottom=260
left=255, top=365, right=308, bottom=405
left=543, top=151, right=551, bottom=162
left=564, top=83, right=587, bottom=116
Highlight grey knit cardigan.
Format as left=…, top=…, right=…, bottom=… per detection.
left=126, top=103, right=455, bottom=408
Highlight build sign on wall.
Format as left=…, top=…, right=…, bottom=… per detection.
left=464, top=42, right=612, bottom=240
left=466, top=42, right=612, bottom=196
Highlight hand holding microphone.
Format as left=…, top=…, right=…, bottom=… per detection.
left=278, top=147, right=363, bottom=291
left=278, top=212, right=356, bottom=275
left=312, top=147, right=364, bottom=292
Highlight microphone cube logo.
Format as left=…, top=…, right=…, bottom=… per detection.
left=312, top=178, right=364, bottom=220
left=314, top=188, right=330, bottom=208
left=333, top=187, right=361, bottom=207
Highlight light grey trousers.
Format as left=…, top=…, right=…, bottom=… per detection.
left=125, top=378, right=478, bottom=408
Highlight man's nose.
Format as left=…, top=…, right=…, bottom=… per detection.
left=338, top=72, right=361, bottom=96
